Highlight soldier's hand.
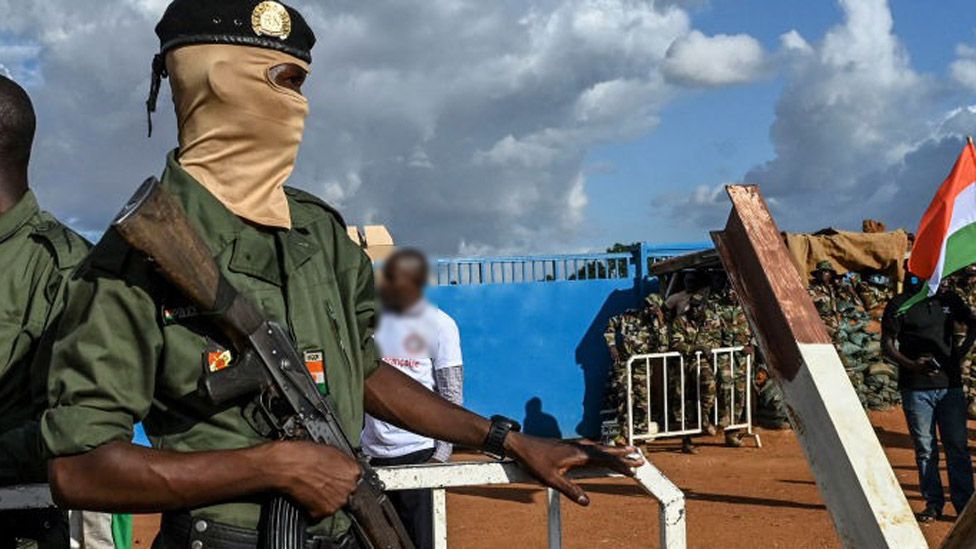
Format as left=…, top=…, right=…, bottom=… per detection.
left=268, top=441, right=362, bottom=519
left=506, top=434, right=644, bottom=506
left=609, top=347, right=621, bottom=364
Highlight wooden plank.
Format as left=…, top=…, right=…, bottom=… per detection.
left=942, top=496, right=976, bottom=548
left=712, top=185, right=925, bottom=548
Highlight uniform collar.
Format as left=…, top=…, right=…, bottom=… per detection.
left=160, top=150, right=321, bottom=286
left=0, top=189, right=38, bottom=244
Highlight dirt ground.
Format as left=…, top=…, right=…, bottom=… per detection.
left=132, top=409, right=963, bottom=548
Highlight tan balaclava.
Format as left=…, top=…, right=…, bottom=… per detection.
left=167, top=44, right=309, bottom=229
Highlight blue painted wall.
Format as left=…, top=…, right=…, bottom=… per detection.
left=428, top=278, right=641, bottom=438
left=425, top=243, right=706, bottom=439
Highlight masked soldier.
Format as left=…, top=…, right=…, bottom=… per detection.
left=40, top=2, right=641, bottom=547
left=604, top=294, right=666, bottom=437
left=0, top=75, right=88, bottom=548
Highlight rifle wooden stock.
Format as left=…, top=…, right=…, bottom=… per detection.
left=114, top=178, right=222, bottom=312
left=113, top=178, right=413, bottom=549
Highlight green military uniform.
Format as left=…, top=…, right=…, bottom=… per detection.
left=604, top=295, right=665, bottom=435
left=809, top=262, right=841, bottom=338
left=715, top=287, right=748, bottom=428
left=669, top=295, right=719, bottom=430
left=857, top=273, right=893, bottom=321
left=0, top=190, right=88, bottom=546
left=946, top=273, right=976, bottom=415
left=41, top=154, right=378, bottom=537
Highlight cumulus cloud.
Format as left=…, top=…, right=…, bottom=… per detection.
left=0, top=0, right=770, bottom=254
left=662, top=30, right=767, bottom=87
left=952, top=44, right=976, bottom=92
left=660, top=0, right=973, bottom=236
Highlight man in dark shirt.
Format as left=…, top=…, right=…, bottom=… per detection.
left=882, top=274, right=976, bottom=523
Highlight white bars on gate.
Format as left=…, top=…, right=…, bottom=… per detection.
left=708, top=347, right=761, bottom=448
left=0, top=457, right=687, bottom=549
left=626, top=352, right=702, bottom=446
left=625, top=347, right=760, bottom=447
left=376, top=456, right=686, bottom=549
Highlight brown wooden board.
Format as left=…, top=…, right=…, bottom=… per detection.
left=711, top=184, right=925, bottom=548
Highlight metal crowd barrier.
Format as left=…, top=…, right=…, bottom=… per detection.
left=0, top=457, right=686, bottom=549
left=625, top=347, right=761, bottom=448
left=626, top=352, right=702, bottom=446
left=706, top=347, right=761, bottom=448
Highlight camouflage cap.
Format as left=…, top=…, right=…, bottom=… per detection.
left=814, top=260, right=836, bottom=273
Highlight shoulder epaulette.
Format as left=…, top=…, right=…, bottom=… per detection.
left=284, top=186, right=346, bottom=228
left=31, top=213, right=92, bottom=270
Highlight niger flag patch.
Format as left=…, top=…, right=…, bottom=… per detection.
left=304, top=350, right=327, bottom=394
left=207, top=349, right=234, bottom=372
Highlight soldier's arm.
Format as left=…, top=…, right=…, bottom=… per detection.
left=43, top=242, right=360, bottom=517
left=49, top=440, right=360, bottom=519
left=364, top=363, right=643, bottom=506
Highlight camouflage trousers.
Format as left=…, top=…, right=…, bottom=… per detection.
left=667, top=361, right=716, bottom=431
left=717, top=356, right=747, bottom=426
left=611, top=360, right=652, bottom=434
left=963, top=354, right=976, bottom=415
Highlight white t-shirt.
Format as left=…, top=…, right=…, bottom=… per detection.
left=362, top=300, right=463, bottom=458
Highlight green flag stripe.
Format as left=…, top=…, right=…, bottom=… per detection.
left=899, top=222, right=976, bottom=314
left=941, top=222, right=976, bottom=276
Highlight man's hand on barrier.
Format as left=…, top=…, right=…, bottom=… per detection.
left=505, top=434, right=644, bottom=506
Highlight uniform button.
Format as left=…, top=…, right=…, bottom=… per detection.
left=191, top=541, right=204, bottom=549
left=195, top=519, right=208, bottom=532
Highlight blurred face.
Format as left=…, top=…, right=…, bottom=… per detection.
left=380, top=259, right=425, bottom=312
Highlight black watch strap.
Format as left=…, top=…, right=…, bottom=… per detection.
left=483, top=415, right=521, bottom=460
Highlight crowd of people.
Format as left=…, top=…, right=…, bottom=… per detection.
left=604, top=272, right=751, bottom=453
left=602, top=260, right=976, bottom=448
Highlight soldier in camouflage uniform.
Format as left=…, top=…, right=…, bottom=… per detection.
left=604, top=295, right=666, bottom=437
left=858, top=272, right=894, bottom=321
left=946, top=267, right=976, bottom=417
left=716, top=285, right=750, bottom=447
left=809, top=261, right=842, bottom=337
left=669, top=293, right=720, bottom=453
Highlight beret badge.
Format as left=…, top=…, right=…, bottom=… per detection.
left=252, top=1, right=292, bottom=40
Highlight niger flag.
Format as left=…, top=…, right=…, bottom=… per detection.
left=902, top=138, right=976, bottom=312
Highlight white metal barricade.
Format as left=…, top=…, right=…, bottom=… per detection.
left=376, top=456, right=685, bottom=549
left=626, top=352, right=701, bottom=446
left=625, top=348, right=760, bottom=447
left=708, top=347, right=761, bottom=448
left=0, top=456, right=686, bottom=549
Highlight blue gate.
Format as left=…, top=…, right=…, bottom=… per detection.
left=426, top=243, right=709, bottom=439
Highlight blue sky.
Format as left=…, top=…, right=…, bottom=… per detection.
left=1, top=0, right=975, bottom=255
left=583, top=0, right=976, bottom=248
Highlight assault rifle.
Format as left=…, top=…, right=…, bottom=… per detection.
left=113, top=177, right=413, bottom=549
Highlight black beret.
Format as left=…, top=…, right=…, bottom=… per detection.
left=155, top=0, right=315, bottom=63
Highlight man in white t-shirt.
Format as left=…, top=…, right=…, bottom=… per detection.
left=363, top=249, right=463, bottom=548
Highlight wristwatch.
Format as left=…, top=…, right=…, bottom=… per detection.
left=483, top=415, right=521, bottom=460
